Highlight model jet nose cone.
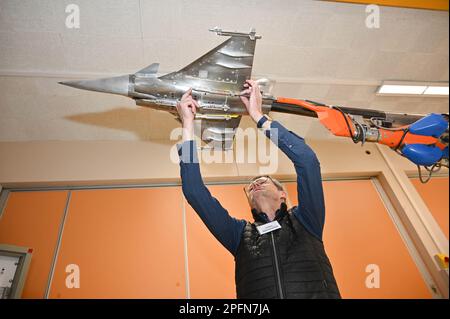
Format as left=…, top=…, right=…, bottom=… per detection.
left=59, top=75, right=130, bottom=96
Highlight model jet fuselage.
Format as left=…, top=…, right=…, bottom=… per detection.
left=131, top=71, right=270, bottom=116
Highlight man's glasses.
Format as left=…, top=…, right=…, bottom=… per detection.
left=243, top=176, right=273, bottom=200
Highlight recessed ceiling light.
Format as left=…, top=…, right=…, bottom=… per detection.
left=424, top=86, right=449, bottom=96
left=377, top=81, right=449, bottom=96
left=378, top=85, right=427, bottom=95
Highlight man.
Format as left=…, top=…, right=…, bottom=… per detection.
left=176, top=80, right=341, bottom=299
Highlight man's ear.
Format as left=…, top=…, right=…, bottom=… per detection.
left=280, top=191, right=287, bottom=203
left=246, top=194, right=253, bottom=207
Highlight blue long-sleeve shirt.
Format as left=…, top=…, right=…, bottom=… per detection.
left=178, top=121, right=326, bottom=257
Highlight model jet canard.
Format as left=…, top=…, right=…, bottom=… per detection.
left=60, top=27, right=274, bottom=150
left=60, top=27, right=448, bottom=179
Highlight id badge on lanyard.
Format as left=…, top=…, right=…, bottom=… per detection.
left=256, top=220, right=281, bottom=235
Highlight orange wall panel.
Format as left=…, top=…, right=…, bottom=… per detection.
left=410, top=177, right=449, bottom=239
left=3, top=177, right=438, bottom=299
left=48, top=187, right=186, bottom=298
left=0, top=191, right=68, bottom=298
left=285, top=180, right=432, bottom=298
left=185, top=184, right=253, bottom=299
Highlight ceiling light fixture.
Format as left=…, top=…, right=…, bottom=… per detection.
left=377, top=81, right=449, bottom=97
left=423, top=86, right=449, bottom=96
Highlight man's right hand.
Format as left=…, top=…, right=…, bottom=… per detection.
left=176, top=88, right=199, bottom=124
left=176, top=88, right=199, bottom=141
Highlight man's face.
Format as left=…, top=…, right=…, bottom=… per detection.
left=245, top=176, right=284, bottom=207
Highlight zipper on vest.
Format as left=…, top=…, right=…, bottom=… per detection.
left=270, top=232, right=284, bottom=299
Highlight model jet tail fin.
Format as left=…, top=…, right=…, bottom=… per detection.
left=135, top=63, right=159, bottom=77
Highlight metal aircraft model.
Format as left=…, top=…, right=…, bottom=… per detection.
left=60, top=27, right=448, bottom=182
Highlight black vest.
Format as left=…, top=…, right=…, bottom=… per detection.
left=235, top=203, right=341, bottom=299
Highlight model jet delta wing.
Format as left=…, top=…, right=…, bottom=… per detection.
left=60, top=27, right=274, bottom=150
